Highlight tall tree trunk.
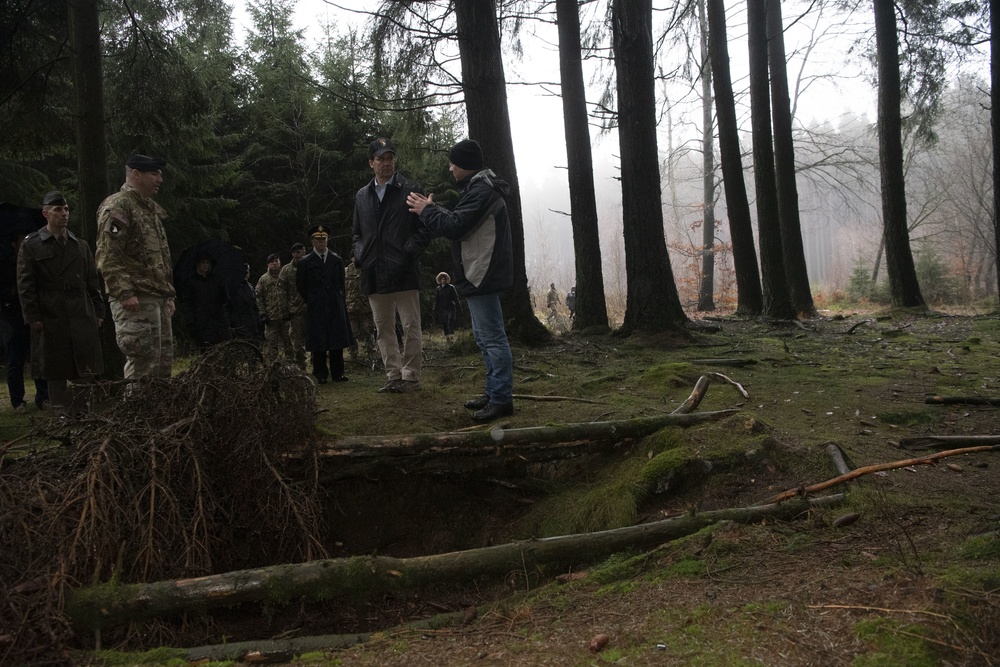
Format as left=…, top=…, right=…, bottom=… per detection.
left=697, top=0, right=716, bottom=312
left=874, top=0, right=925, bottom=308
left=747, top=0, right=795, bottom=319
left=67, top=0, right=108, bottom=245
left=706, top=0, right=762, bottom=317
left=68, top=0, right=124, bottom=378
left=992, top=0, right=1000, bottom=302
left=454, top=0, right=549, bottom=343
left=766, top=0, right=814, bottom=316
left=612, top=0, right=688, bottom=334
left=555, top=0, right=609, bottom=330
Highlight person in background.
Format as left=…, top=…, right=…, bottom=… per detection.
left=17, top=191, right=104, bottom=414
left=352, top=137, right=434, bottom=394
left=434, top=271, right=461, bottom=345
left=95, top=153, right=175, bottom=378
left=295, top=225, right=353, bottom=384
left=179, top=252, right=231, bottom=350
left=1, top=226, right=48, bottom=412
left=546, top=282, right=561, bottom=326
left=566, top=285, right=576, bottom=320
left=406, top=139, right=515, bottom=422
left=256, top=252, right=293, bottom=360
left=229, top=263, right=261, bottom=342
left=279, top=242, right=308, bottom=370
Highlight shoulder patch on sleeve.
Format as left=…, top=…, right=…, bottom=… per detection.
left=106, top=212, right=128, bottom=238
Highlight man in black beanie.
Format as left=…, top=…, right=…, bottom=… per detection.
left=406, top=139, right=515, bottom=422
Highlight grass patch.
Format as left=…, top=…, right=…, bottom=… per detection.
left=852, top=618, right=938, bottom=667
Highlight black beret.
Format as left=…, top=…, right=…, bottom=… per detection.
left=41, top=190, right=67, bottom=206
left=449, top=139, right=484, bottom=171
left=125, top=154, right=167, bottom=172
left=267, top=253, right=280, bottom=263
left=369, top=137, right=396, bottom=158
left=291, top=242, right=305, bottom=251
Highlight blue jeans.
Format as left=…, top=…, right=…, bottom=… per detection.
left=465, top=293, right=513, bottom=404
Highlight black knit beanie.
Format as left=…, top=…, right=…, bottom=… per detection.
left=448, top=139, right=484, bottom=171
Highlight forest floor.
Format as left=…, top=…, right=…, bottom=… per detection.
left=26, top=306, right=1000, bottom=666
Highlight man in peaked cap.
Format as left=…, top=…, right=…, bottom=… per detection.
left=96, top=154, right=175, bottom=378
left=352, top=137, right=434, bottom=394
left=295, top=224, right=354, bottom=384
left=17, top=191, right=104, bottom=414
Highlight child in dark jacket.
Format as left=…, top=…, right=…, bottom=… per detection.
left=433, top=271, right=461, bottom=345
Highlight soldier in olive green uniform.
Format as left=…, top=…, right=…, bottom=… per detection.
left=279, top=242, right=308, bottom=370
left=95, top=154, right=175, bottom=379
left=255, top=253, right=293, bottom=360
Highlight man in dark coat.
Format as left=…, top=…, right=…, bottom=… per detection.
left=352, top=137, right=434, bottom=394
left=1, top=228, right=48, bottom=412
left=407, top=139, right=515, bottom=422
left=296, top=224, right=354, bottom=384
left=17, top=191, right=104, bottom=414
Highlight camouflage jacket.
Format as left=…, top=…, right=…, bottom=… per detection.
left=278, top=261, right=306, bottom=315
left=344, top=261, right=370, bottom=316
left=95, top=185, right=175, bottom=301
left=255, top=271, right=288, bottom=321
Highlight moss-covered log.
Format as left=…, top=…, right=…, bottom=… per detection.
left=298, top=409, right=741, bottom=479
left=67, top=494, right=842, bottom=633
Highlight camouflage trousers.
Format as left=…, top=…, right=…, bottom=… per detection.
left=110, top=295, right=173, bottom=379
left=288, top=311, right=307, bottom=369
left=264, top=319, right=294, bottom=361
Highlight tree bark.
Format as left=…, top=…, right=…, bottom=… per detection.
left=874, top=0, right=925, bottom=308
left=556, top=0, right=609, bottom=331
left=697, top=0, right=717, bottom=312
left=992, top=0, right=1000, bottom=300
left=766, top=0, right=815, bottom=317
left=454, top=0, right=549, bottom=343
left=66, top=494, right=844, bottom=632
left=747, top=0, right=795, bottom=319
left=706, top=0, right=763, bottom=316
left=612, top=0, right=689, bottom=334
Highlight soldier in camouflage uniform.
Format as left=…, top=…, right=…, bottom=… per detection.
left=345, top=259, right=375, bottom=364
left=255, top=253, right=293, bottom=360
left=278, top=242, right=307, bottom=370
left=95, top=154, right=176, bottom=379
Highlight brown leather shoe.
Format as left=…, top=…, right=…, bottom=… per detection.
left=394, top=380, right=421, bottom=393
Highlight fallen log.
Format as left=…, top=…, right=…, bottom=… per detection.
left=689, top=358, right=757, bottom=367
left=66, top=494, right=843, bottom=633
left=898, top=435, right=1000, bottom=451
left=185, top=610, right=466, bottom=662
left=925, top=395, right=1000, bottom=407
left=765, top=446, right=1000, bottom=503
left=292, top=410, right=741, bottom=479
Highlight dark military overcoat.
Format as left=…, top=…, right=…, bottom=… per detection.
left=17, top=228, right=105, bottom=379
left=295, top=251, right=354, bottom=352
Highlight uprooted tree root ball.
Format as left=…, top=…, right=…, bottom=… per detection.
left=0, top=340, right=325, bottom=665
